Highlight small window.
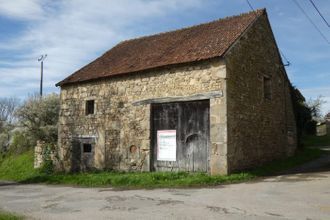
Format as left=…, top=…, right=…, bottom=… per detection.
left=86, top=100, right=95, bottom=115
left=83, top=143, right=92, bottom=153
left=263, top=76, right=272, bottom=100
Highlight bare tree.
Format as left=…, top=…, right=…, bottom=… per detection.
left=306, top=96, right=326, bottom=121
left=0, top=97, right=19, bottom=130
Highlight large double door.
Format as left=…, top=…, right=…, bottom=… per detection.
left=151, top=100, right=210, bottom=172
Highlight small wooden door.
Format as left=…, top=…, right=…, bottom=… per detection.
left=151, top=100, right=210, bottom=172
left=71, top=138, right=95, bottom=172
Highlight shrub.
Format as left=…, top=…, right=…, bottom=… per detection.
left=15, top=93, right=59, bottom=146
left=39, top=144, right=55, bottom=175
left=305, top=120, right=317, bottom=135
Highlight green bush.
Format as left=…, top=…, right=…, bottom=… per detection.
left=305, top=120, right=317, bottom=135
left=40, top=159, right=54, bottom=175
left=39, top=144, right=55, bottom=175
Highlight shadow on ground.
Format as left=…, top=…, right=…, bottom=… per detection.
left=0, top=181, right=20, bottom=187
left=262, top=146, right=330, bottom=183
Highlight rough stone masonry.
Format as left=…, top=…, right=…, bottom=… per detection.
left=58, top=60, right=227, bottom=174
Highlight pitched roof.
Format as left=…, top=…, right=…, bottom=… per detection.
left=57, top=9, right=265, bottom=86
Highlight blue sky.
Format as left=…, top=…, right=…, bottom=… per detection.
left=0, top=0, right=329, bottom=114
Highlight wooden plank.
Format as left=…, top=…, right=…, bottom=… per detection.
left=151, top=102, right=179, bottom=171
left=133, top=91, right=222, bottom=106
left=179, top=100, right=209, bottom=172
left=71, top=139, right=81, bottom=172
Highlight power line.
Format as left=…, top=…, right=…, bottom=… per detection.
left=246, top=0, right=255, bottom=11
left=246, top=0, right=259, bottom=17
left=291, top=0, right=330, bottom=44
left=308, top=0, right=330, bottom=28
left=245, top=0, right=291, bottom=66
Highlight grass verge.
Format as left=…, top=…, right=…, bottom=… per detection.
left=0, top=150, right=39, bottom=181
left=0, top=210, right=24, bottom=220
left=0, top=147, right=327, bottom=189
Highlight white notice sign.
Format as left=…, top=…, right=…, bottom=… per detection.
left=157, top=130, right=177, bottom=161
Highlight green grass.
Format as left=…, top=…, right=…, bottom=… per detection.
left=0, top=150, right=40, bottom=181
left=302, top=134, right=330, bottom=147
left=0, top=146, right=327, bottom=189
left=0, top=210, right=23, bottom=220
left=21, top=171, right=254, bottom=188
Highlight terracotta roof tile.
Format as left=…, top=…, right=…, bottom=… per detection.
left=57, top=9, right=265, bottom=86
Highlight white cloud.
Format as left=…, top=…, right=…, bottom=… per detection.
left=315, top=72, right=330, bottom=79
left=1, top=0, right=328, bottom=116
left=0, top=0, right=202, bottom=98
left=0, top=0, right=45, bottom=20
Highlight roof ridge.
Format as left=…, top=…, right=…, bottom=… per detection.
left=114, top=8, right=265, bottom=47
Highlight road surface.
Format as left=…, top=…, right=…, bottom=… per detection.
left=1, top=171, right=330, bottom=219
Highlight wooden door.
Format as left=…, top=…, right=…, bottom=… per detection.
left=70, top=138, right=95, bottom=172
left=151, top=100, right=210, bottom=172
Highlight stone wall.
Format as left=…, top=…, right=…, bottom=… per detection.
left=225, top=14, right=297, bottom=172
left=34, top=141, right=57, bottom=169
left=58, top=60, right=227, bottom=173
left=34, top=141, right=44, bottom=168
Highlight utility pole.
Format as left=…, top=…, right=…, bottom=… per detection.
left=38, top=54, right=47, bottom=97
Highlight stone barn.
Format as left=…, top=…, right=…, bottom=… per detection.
left=56, top=9, right=297, bottom=175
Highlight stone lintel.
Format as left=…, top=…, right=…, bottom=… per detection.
left=132, top=91, right=223, bottom=106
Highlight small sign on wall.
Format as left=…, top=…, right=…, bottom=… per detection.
left=157, top=130, right=177, bottom=161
